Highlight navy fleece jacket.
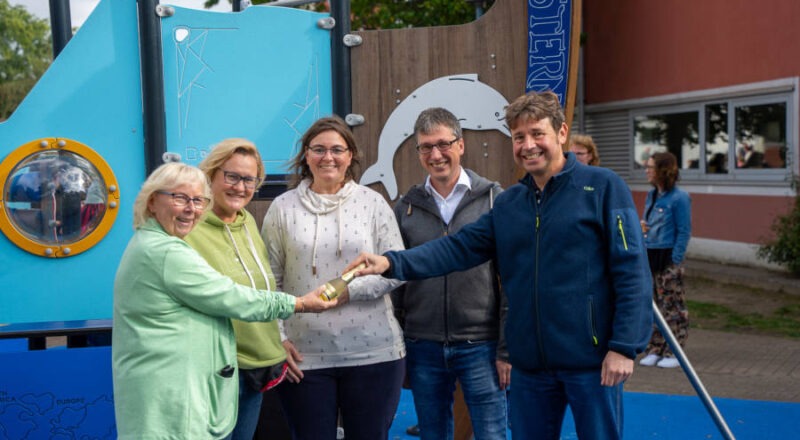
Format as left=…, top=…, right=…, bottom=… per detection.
left=384, top=153, right=652, bottom=371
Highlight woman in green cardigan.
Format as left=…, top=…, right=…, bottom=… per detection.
left=112, top=162, right=338, bottom=439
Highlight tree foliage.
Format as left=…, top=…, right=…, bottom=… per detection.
left=204, top=0, right=494, bottom=30
left=0, top=0, right=52, bottom=119
left=758, top=182, right=800, bottom=276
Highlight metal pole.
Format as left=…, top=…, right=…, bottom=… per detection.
left=329, top=0, right=352, bottom=119
left=652, top=301, right=736, bottom=440
left=269, top=0, right=323, bottom=9
left=137, top=0, right=168, bottom=174
left=48, top=0, right=73, bottom=57
left=466, top=0, right=484, bottom=20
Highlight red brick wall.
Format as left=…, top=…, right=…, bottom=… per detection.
left=632, top=190, right=795, bottom=245
left=583, top=0, right=800, bottom=103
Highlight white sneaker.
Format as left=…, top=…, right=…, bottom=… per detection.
left=639, top=353, right=661, bottom=366
left=336, top=427, right=345, bottom=439
left=657, top=356, right=680, bottom=368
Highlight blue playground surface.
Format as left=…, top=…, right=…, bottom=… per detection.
left=388, top=388, right=800, bottom=439
left=2, top=339, right=796, bottom=439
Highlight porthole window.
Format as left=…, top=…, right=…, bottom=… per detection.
left=0, top=138, right=119, bottom=257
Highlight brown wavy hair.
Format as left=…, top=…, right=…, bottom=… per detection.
left=651, top=151, right=680, bottom=191
left=504, top=90, right=565, bottom=132
left=287, top=116, right=361, bottom=188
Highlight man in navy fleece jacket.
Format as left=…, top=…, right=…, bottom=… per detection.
left=347, top=91, right=652, bottom=440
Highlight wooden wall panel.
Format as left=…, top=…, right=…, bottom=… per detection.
left=350, top=0, right=529, bottom=200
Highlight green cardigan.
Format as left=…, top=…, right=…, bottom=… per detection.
left=112, top=218, right=295, bottom=439
left=185, top=209, right=287, bottom=369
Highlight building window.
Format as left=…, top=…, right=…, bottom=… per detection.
left=633, top=111, right=699, bottom=170
left=705, top=103, right=729, bottom=174
left=631, top=92, right=792, bottom=182
left=734, top=102, right=787, bottom=170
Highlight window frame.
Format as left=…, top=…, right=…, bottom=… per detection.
left=630, top=92, right=793, bottom=184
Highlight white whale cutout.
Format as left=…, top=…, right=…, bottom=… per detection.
left=359, top=74, right=510, bottom=199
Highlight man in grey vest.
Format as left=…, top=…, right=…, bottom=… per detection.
left=391, top=107, right=509, bottom=440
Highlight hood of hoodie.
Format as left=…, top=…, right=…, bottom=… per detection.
left=202, top=208, right=248, bottom=230
left=296, top=178, right=358, bottom=214
left=296, top=178, right=359, bottom=273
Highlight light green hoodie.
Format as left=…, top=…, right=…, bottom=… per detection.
left=112, top=218, right=295, bottom=439
left=185, top=209, right=286, bottom=369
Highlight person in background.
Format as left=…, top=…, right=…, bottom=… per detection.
left=639, top=152, right=692, bottom=369
left=112, top=162, right=337, bottom=440
left=261, top=116, right=406, bottom=440
left=345, top=91, right=652, bottom=440
left=569, top=133, right=600, bottom=166
left=185, top=139, right=289, bottom=440
left=392, top=107, right=509, bottom=440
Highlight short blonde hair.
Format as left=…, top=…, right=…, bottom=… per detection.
left=132, top=162, right=212, bottom=229
left=198, top=138, right=265, bottom=185
left=570, top=134, right=600, bottom=166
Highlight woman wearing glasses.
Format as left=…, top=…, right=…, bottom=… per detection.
left=569, top=133, right=600, bottom=166
left=184, top=139, right=289, bottom=440
left=112, top=162, right=338, bottom=439
left=262, top=116, right=406, bottom=440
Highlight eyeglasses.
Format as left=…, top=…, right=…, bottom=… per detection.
left=222, top=170, right=261, bottom=189
left=307, top=146, right=350, bottom=157
left=416, top=138, right=460, bottom=155
left=157, top=191, right=210, bottom=210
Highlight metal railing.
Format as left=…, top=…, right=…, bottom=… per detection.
left=653, top=301, right=736, bottom=439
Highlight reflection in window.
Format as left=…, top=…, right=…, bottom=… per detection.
left=4, top=150, right=107, bottom=245
left=735, top=103, right=787, bottom=169
left=705, top=103, right=729, bottom=174
left=634, top=112, right=699, bottom=170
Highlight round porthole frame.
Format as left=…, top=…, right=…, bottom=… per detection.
left=0, top=137, right=120, bottom=258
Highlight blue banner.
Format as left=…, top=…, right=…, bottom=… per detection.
left=526, top=0, right=573, bottom=105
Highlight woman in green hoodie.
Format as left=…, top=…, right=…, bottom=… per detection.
left=185, top=139, right=289, bottom=440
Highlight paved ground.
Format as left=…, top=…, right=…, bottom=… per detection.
left=627, top=258, right=800, bottom=403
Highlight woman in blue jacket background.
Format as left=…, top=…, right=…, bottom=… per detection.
left=640, top=152, right=692, bottom=369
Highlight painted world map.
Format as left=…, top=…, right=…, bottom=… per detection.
left=0, top=391, right=115, bottom=440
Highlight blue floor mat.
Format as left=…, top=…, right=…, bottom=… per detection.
left=389, top=389, right=800, bottom=439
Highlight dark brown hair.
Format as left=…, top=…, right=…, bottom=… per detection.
left=287, top=116, right=361, bottom=188
left=651, top=151, right=680, bottom=191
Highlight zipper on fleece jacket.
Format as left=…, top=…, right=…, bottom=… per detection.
left=616, top=215, right=629, bottom=251
left=533, top=203, right=549, bottom=369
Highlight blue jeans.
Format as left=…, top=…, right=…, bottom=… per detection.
left=278, top=359, right=405, bottom=440
left=406, top=339, right=507, bottom=440
left=509, top=368, right=623, bottom=440
left=231, top=370, right=263, bottom=440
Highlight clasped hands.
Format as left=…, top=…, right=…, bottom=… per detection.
left=298, top=252, right=389, bottom=313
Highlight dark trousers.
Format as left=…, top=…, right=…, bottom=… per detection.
left=278, top=359, right=405, bottom=440
left=254, top=388, right=291, bottom=440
